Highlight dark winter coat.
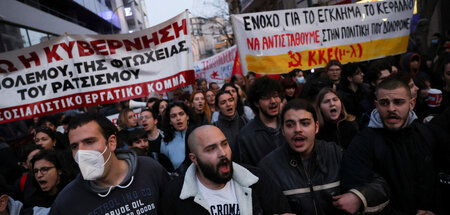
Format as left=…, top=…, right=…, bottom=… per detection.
left=236, top=116, right=284, bottom=166
left=316, top=119, right=359, bottom=149
left=258, top=140, right=343, bottom=215
left=160, top=163, right=292, bottom=215
left=341, top=110, right=443, bottom=214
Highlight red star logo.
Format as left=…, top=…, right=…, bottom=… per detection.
left=211, top=71, right=219, bottom=79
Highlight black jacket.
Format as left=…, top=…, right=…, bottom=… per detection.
left=316, top=119, right=359, bottom=149
left=341, top=120, right=439, bottom=214
left=213, top=112, right=248, bottom=162
left=258, top=140, right=343, bottom=215
left=236, top=116, right=284, bottom=166
left=338, top=84, right=372, bottom=122
left=160, top=163, right=292, bottom=215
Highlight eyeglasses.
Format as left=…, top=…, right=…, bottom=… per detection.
left=260, top=93, right=280, bottom=100
left=33, top=166, right=55, bottom=175
left=140, top=115, right=152, bottom=120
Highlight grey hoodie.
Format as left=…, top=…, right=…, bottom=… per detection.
left=368, top=109, right=418, bottom=128
left=7, top=197, right=23, bottom=215
left=88, top=149, right=137, bottom=196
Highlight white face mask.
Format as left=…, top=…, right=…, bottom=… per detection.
left=296, top=76, right=305, bottom=84
left=75, top=145, right=111, bottom=181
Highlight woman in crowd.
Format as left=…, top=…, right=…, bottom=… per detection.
left=212, top=91, right=249, bottom=162
left=190, top=91, right=211, bottom=125
left=153, top=99, right=168, bottom=128
left=205, top=89, right=217, bottom=113
left=34, top=127, right=64, bottom=150
left=315, top=88, right=359, bottom=149
left=211, top=83, right=254, bottom=123
left=117, top=108, right=140, bottom=148
left=117, top=108, right=138, bottom=130
left=23, top=150, right=72, bottom=209
left=161, top=102, right=194, bottom=174
left=281, top=77, right=299, bottom=103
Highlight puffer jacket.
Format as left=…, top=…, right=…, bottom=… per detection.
left=258, top=140, right=343, bottom=215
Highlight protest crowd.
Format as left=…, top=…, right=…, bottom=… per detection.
left=1, top=2, right=450, bottom=215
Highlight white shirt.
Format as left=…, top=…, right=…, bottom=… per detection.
left=196, top=177, right=241, bottom=215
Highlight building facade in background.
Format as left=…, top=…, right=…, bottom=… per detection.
left=110, top=0, right=149, bottom=34
left=0, top=0, right=149, bottom=54
left=191, top=16, right=233, bottom=61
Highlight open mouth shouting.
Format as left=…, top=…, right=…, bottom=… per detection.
left=217, top=158, right=231, bottom=174
left=38, top=180, right=50, bottom=191
left=292, top=135, right=307, bottom=148
left=385, top=114, right=401, bottom=125
left=328, top=107, right=339, bottom=119
left=268, top=105, right=279, bottom=114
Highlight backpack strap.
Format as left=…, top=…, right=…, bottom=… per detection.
left=20, top=173, right=28, bottom=193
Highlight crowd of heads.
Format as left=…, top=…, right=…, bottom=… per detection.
left=0, top=40, right=449, bottom=212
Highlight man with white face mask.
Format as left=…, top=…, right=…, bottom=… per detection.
left=49, top=113, right=168, bottom=215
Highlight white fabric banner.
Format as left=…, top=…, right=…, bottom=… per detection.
left=0, top=11, right=194, bottom=124
left=231, top=0, right=414, bottom=75
left=194, top=45, right=237, bottom=85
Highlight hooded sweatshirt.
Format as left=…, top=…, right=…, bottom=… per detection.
left=7, top=197, right=23, bottom=215
left=367, top=109, right=418, bottom=128
left=49, top=150, right=169, bottom=215
left=342, top=109, right=436, bottom=213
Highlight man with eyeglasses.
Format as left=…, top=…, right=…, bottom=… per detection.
left=338, top=77, right=450, bottom=214
left=139, top=108, right=174, bottom=172
left=49, top=113, right=168, bottom=215
left=236, top=76, right=285, bottom=166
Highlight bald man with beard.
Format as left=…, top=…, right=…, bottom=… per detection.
left=160, top=125, right=293, bottom=215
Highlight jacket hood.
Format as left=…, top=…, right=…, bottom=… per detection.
left=401, top=52, right=421, bottom=76
left=8, top=197, right=23, bottom=215
left=179, top=162, right=259, bottom=200
left=87, top=149, right=137, bottom=197
left=368, top=109, right=418, bottom=128
left=32, top=206, right=51, bottom=215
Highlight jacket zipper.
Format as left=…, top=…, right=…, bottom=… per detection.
left=302, top=163, right=319, bottom=215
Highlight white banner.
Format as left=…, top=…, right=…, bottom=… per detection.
left=232, top=0, right=414, bottom=74
left=194, top=45, right=237, bottom=85
left=0, top=11, right=194, bottom=124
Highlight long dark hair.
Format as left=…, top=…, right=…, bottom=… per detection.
left=162, top=102, right=192, bottom=143
left=30, top=150, right=74, bottom=194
